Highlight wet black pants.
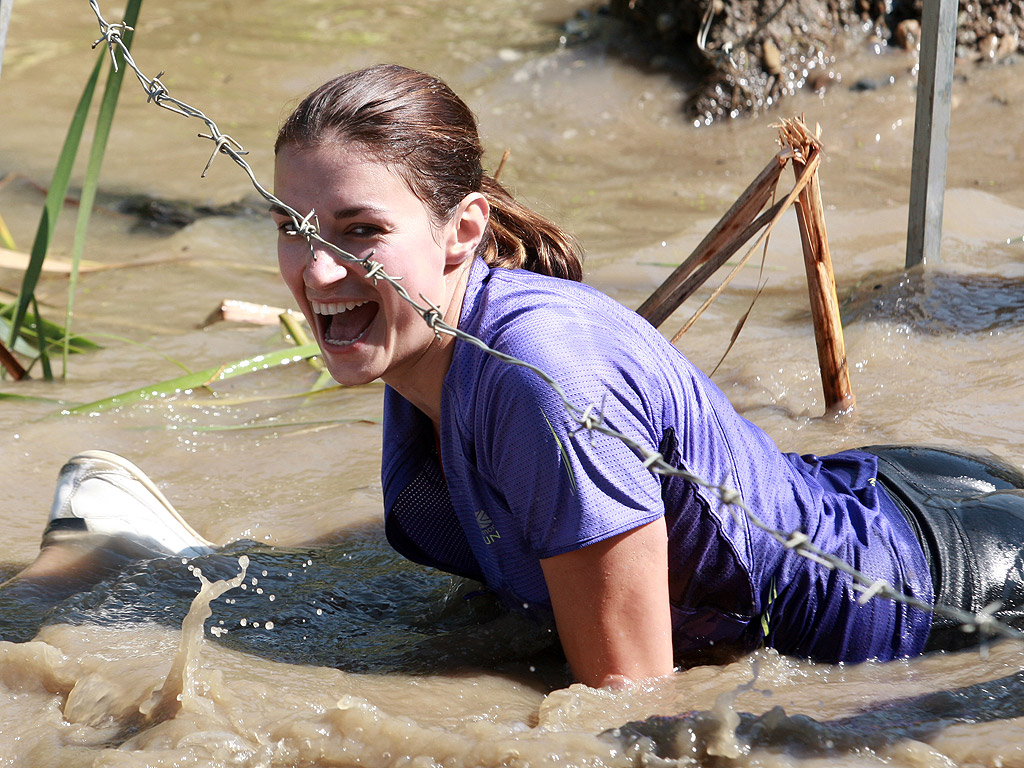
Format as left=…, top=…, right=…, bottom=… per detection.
left=863, top=445, right=1024, bottom=652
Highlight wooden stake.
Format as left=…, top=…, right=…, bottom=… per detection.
left=671, top=153, right=822, bottom=342
left=635, top=117, right=854, bottom=414
left=785, top=123, right=855, bottom=413
left=637, top=154, right=786, bottom=328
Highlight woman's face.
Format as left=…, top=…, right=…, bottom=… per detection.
left=272, top=143, right=479, bottom=403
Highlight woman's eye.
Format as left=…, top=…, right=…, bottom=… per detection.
left=276, top=220, right=299, bottom=235
left=347, top=224, right=383, bottom=238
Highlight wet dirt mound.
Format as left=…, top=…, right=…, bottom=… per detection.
left=603, top=0, right=1023, bottom=123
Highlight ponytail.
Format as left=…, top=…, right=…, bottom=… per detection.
left=479, top=175, right=584, bottom=282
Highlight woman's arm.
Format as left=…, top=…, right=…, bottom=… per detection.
left=539, top=517, right=674, bottom=688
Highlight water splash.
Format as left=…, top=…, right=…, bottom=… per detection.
left=137, top=555, right=249, bottom=724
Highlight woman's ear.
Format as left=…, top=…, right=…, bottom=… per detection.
left=445, top=193, right=490, bottom=266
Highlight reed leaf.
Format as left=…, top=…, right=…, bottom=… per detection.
left=0, top=211, right=15, bottom=250
left=173, top=383, right=349, bottom=408
left=187, top=417, right=380, bottom=434
left=62, top=0, right=143, bottom=377
left=0, top=392, right=73, bottom=405
left=6, top=51, right=105, bottom=360
left=63, top=343, right=321, bottom=414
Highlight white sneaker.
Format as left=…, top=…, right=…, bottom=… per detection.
left=44, top=450, right=216, bottom=559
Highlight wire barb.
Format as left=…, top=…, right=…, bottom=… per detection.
left=91, top=21, right=134, bottom=70
left=197, top=132, right=248, bottom=178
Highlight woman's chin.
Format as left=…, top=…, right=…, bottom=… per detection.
left=321, top=354, right=382, bottom=388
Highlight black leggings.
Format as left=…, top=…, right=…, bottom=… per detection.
left=863, top=445, right=1024, bottom=652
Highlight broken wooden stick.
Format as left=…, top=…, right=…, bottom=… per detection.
left=201, top=299, right=292, bottom=328
left=780, top=118, right=854, bottom=413
left=0, top=337, right=27, bottom=380
left=637, top=154, right=785, bottom=328
left=638, top=116, right=855, bottom=414
left=670, top=151, right=821, bottom=342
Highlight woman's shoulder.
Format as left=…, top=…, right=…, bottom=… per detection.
left=461, top=264, right=665, bottom=360
left=448, top=264, right=700, bottom=432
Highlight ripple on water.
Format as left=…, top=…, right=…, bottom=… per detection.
left=843, top=268, right=1024, bottom=335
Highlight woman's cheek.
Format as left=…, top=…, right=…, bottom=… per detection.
left=277, top=245, right=307, bottom=300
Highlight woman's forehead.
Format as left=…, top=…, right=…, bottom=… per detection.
left=273, top=144, right=434, bottom=221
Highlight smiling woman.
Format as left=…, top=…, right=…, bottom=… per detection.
left=8, top=64, right=1024, bottom=691
left=272, top=142, right=486, bottom=416
left=270, top=64, right=583, bottom=426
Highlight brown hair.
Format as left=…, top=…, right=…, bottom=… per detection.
left=275, top=64, right=583, bottom=282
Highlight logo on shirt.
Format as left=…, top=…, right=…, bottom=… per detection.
left=475, top=510, right=501, bottom=545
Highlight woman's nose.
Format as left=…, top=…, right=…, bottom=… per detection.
left=303, top=239, right=350, bottom=288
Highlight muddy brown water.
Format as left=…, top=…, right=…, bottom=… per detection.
left=2, top=1, right=1024, bottom=765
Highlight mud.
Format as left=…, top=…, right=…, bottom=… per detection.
left=2, top=0, right=1024, bottom=764
left=603, top=0, right=1024, bottom=122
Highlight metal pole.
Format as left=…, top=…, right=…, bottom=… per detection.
left=906, top=0, right=957, bottom=267
left=0, top=0, right=12, bottom=80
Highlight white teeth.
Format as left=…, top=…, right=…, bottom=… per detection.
left=310, top=299, right=368, bottom=315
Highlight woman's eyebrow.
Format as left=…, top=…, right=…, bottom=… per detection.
left=332, top=204, right=387, bottom=219
left=267, top=203, right=389, bottom=219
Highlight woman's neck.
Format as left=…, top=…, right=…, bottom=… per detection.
left=384, top=259, right=473, bottom=431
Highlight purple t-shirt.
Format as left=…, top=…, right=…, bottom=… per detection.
left=381, top=258, right=933, bottom=663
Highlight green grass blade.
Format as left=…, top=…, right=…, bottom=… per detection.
left=7, top=50, right=105, bottom=355
left=173, top=383, right=347, bottom=408
left=0, top=302, right=101, bottom=356
left=62, top=0, right=144, bottom=377
left=0, top=392, right=75, bottom=405
left=311, top=369, right=336, bottom=391
left=62, top=343, right=321, bottom=414
left=31, top=296, right=52, bottom=379
left=0, top=211, right=16, bottom=250
left=541, top=407, right=577, bottom=494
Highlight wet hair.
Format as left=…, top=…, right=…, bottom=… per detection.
left=275, top=64, right=584, bottom=282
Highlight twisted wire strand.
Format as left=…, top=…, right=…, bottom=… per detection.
left=85, top=1, right=1024, bottom=646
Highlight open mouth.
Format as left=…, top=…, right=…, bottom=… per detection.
left=310, top=299, right=379, bottom=347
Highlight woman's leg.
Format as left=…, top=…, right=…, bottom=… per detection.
left=2, top=450, right=216, bottom=606
left=864, top=444, right=1024, bottom=651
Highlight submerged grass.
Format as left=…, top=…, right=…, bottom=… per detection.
left=185, top=416, right=381, bottom=434
left=0, top=392, right=72, bottom=405
left=0, top=302, right=101, bottom=360
left=62, top=342, right=321, bottom=415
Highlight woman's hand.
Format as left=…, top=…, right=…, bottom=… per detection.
left=539, top=517, right=674, bottom=688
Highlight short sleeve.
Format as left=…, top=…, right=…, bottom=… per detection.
left=469, top=329, right=668, bottom=559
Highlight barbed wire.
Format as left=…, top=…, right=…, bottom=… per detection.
left=85, top=1, right=1024, bottom=648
